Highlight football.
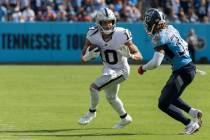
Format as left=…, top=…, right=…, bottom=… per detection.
left=89, top=44, right=101, bottom=52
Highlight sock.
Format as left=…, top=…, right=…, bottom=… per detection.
left=109, top=97, right=127, bottom=116
left=189, top=108, right=197, bottom=118
left=159, top=104, right=191, bottom=126
left=120, top=113, right=127, bottom=119
left=89, top=87, right=99, bottom=111
left=89, top=108, right=96, bottom=113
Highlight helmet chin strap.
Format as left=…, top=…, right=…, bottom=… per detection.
left=101, top=27, right=115, bottom=35
left=147, top=24, right=156, bottom=36
left=102, top=31, right=113, bottom=35
left=150, top=24, right=156, bottom=35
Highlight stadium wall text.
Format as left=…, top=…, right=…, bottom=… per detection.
left=0, top=22, right=209, bottom=63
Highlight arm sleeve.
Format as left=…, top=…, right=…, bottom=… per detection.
left=142, top=51, right=164, bottom=70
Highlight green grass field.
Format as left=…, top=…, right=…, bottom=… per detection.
left=0, top=65, right=209, bottom=140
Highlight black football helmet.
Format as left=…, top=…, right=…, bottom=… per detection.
left=144, top=8, right=166, bottom=35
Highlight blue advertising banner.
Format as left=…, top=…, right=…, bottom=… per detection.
left=0, top=22, right=209, bottom=63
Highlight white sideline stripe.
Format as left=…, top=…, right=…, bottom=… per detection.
left=196, top=69, right=207, bottom=76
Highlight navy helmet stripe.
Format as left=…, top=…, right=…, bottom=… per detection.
left=104, top=8, right=109, bottom=17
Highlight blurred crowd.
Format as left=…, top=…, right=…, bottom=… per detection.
left=0, top=0, right=209, bottom=23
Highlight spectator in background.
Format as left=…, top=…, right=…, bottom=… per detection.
left=0, top=1, right=7, bottom=22
left=108, top=3, right=114, bottom=12
left=180, top=0, right=193, bottom=14
left=44, top=5, right=57, bottom=21
left=71, top=0, right=82, bottom=12
left=20, top=0, right=30, bottom=11
left=66, top=2, right=77, bottom=22
left=163, top=0, right=179, bottom=23
left=35, top=10, right=44, bottom=21
left=202, top=15, right=209, bottom=22
left=177, top=7, right=189, bottom=23
left=0, top=0, right=209, bottom=23
left=172, top=0, right=180, bottom=16
left=56, top=4, right=67, bottom=21
left=197, top=0, right=208, bottom=22
left=127, top=4, right=141, bottom=22
left=77, top=7, right=92, bottom=21
left=129, top=0, right=138, bottom=6
left=94, top=0, right=107, bottom=10
left=7, top=0, right=24, bottom=22
left=78, top=0, right=97, bottom=21
left=187, top=29, right=198, bottom=62
left=140, top=0, right=153, bottom=17
left=208, top=0, right=210, bottom=21
left=165, top=7, right=179, bottom=23
left=21, top=4, right=35, bottom=22
left=113, top=0, right=123, bottom=13
left=119, top=3, right=127, bottom=21
left=188, top=7, right=199, bottom=23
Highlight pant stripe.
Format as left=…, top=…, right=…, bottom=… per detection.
left=98, top=75, right=124, bottom=90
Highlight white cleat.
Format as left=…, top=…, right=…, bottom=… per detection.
left=78, top=112, right=96, bottom=125
left=184, top=120, right=200, bottom=135
left=192, top=109, right=203, bottom=127
left=113, top=114, right=132, bottom=129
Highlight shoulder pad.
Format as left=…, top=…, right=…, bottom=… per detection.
left=152, top=33, right=161, bottom=46
left=87, top=26, right=99, bottom=38
left=152, top=31, right=167, bottom=47
left=88, top=26, right=98, bottom=30
left=116, top=28, right=132, bottom=42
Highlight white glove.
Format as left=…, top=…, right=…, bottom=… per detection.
left=118, top=45, right=135, bottom=59
left=82, top=47, right=100, bottom=62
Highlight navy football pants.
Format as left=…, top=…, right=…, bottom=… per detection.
left=158, top=65, right=196, bottom=125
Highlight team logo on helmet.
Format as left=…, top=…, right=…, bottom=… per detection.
left=144, top=8, right=166, bottom=35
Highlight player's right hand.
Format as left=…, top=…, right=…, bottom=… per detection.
left=138, top=65, right=146, bottom=75
left=82, top=47, right=100, bottom=62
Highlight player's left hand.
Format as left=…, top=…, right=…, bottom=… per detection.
left=118, top=45, right=135, bottom=59
left=138, top=65, right=146, bottom=75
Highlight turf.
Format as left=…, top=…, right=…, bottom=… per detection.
left=0, top=65, right=209, bottom=140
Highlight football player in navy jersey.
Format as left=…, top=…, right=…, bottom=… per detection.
left=138, top=8, right=202, bottom=135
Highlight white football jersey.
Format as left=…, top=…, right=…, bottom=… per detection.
left=86, top=27, right=132, bottom=77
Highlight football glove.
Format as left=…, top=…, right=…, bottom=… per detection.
left=138, top=65, right=146, bottom=75
left=118, top=45, right=135, bottom=59
left=82, top=47, right=100, bottom=62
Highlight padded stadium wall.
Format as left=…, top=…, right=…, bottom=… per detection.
left=0, top=22, right=209, bottom=64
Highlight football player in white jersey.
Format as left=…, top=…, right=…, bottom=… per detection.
left=78, top=8, right=142, bottom=128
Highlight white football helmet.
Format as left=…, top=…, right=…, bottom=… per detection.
left=95, top=8, right=116, bottom=34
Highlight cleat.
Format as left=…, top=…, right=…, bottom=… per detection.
left=195, top=110, right=203, bottom=127
left=191, top=109, right=203, bottom=127
left=78, top=112, right=96, bottom=125
left=184, top=120, right=200, bottom=135
left=113, top=114, right=132, bottom=129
